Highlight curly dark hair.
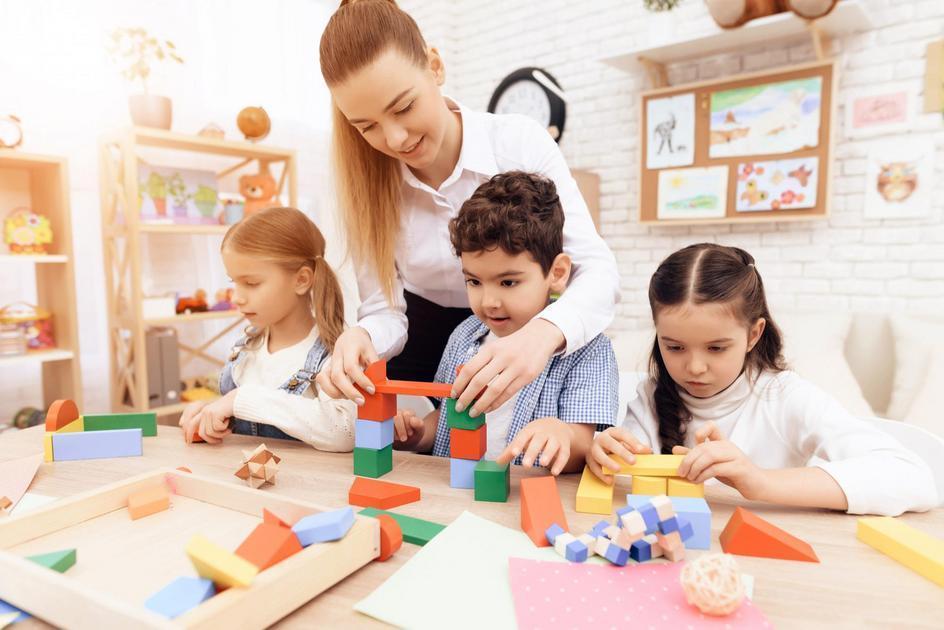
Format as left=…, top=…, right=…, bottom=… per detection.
left=448, top=171, right=564, bottom=274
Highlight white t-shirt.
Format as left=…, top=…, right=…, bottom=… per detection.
left=626, top=369, right=938, bottom=516
left=232, top=327, right=355, bottom=451
left=480, top=332, right=520, bottom=459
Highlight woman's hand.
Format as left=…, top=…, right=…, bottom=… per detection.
left=315, top=326, right=379, bottom=405
left=586, top=427, right=653, bottom=485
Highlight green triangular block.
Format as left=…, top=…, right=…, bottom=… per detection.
left=26, top=548, right=76, bottom=573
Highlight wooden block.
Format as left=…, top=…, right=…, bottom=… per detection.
left=375, top=514, right=403, bottom=562
left=720, top=507, right=819, bottom=562
left=292, top=507, right=355, bottom=546
left=83, top=412, right=157, bottom=437
left=56, top=417, right=84, bottom=433
left=26, top=548, right=76, bottom=573
left=667, top=477, right=705, bottom=498
left=354, top=418, right=394, bottom=450
left=262, top=507, right=297, bottom=528
left=449, top=457, right=478, bottom=489
left=235, top=522, right=303, bottom=571
left=348, top=477, right=421, bottom=510
left=553, top=532, right=588, bottom=563
left=359, top=508, right=445, bottom=546
left=520, top=476, right=568, bottom=547
left=363, top=359, right=388, bottom=385
left=857, top=517, right=944, bottom=587
left=450, top=425, right=487, bottom=460
left=627, top=494, right=711, bottom=550
left=474, top=459, right=510, bottom=503
left=545, top=523, right=566, bottom=545
left=353, top=445, right=393, bottom=478
left=445, top=398, right=486, bottom=430
left=375, top=380, right=453, bottom=398
left=127, top=484, right=170, bottom=520
left=44, top=399, right=78, bottom=432
left=632, top=475, right=667, bottom=495
left=618, top=510, right=647, bottom=538
left=649, top=494, right=675, bottom=521
left=355, top=391, right=397, bottom=422
left=186, top=534, right=259, bottom=588
left=575, top=465, right=613, bottom=514
left=604, top=454, right=683, bottom=476
left=43, top=433, right=53, bottom=462
left=51, top=428, right=143, bottom=461
left=144, top=576, right=215, bottom=620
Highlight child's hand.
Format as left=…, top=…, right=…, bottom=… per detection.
left=393, top=408, right=426, bottom=448
left=182, top=391, right=236, bottom=444
left=673, top=422, right=767, bottom=500
left=496, top=417, right=575, bottom=475
left=587, top=427, right=653, bottom=485
left=179, top=400, right=210, bottom=433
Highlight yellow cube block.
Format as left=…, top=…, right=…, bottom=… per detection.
left=43, top=433, right=54, bottom=462
left=186, top=534, right=259, bottom=588
left=575, top=465, right=614, bottom=514
left=631, top=475, right=667, bottom=495
left=857, top=517, right=944, bottom=587
left=667, top=477, right=704, bottom=498
left=56, top=417, right=84, bottom=433
left=604, top=454, right=683, bottom=476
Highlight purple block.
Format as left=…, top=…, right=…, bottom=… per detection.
left=637, top=503, right=660, bottom=534
left=51, top=428, right=142, bottom=461
left=292, top=507, right=355, bottom=546
left=677, top=516, right=694, bottom=542
left=590, top=519, right=610, bottom=538
left=630, top=538, right=652, bottom=562
left=658, top=516, right=680, bottom=535
left=450, top=457, right=478, bottom=489
left=545, top=523, right=566, bottom=545
left=145, top=576, right=215, bottom=619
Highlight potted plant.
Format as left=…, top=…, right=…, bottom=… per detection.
left=166, top=173, right=190, bottom=219
left=145, top=172, right=168, bottom=217
left=193, top=185, right=219, bottom=222
left=107, top=27, right=183, bottom=130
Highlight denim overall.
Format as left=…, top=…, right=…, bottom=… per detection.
left=220, top=331, right=329, bottom=441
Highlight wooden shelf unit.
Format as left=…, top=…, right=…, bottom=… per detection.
left=0, top=150, right=83, bottom=409
left=98, top=128, right=296, bottom=415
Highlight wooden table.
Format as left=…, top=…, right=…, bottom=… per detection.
left=2, top=426, right=942, bottom=629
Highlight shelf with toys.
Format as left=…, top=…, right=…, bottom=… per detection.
left=0, top=150, right=83, bottom=409
left=98, top=125, right=296, bottom=417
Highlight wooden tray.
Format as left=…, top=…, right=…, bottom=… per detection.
left=0, top=468, right=378, bottom=629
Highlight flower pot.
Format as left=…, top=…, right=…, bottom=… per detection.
left=128, top=94, right=172, bottom=130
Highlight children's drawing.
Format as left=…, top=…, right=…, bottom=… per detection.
left=709, top=77, right=822, bottom=158
left=864, top=138, right=933, bottom=219
left=657, top=166, right=728, bottom=220
left=138, top=166, right=222, bottom=225
left=647, top=93, right=695, bottom=169
left=735, top=157, right=819, bottom=212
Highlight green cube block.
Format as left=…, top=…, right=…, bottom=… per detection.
left=359, top=508, right=445, bottom=546
left=474, top=459, right=510, bottom=502
left=83, top=413, right=157, bottom=437
left=26, top=548, right=76, bottom=573
left=353, top=445, right=392, bottom=478
left=445, top=398, right=486, bottom=430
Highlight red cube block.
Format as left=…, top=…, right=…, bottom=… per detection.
left=450, top=425, right=487, bottom=460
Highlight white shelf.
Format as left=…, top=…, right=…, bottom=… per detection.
left=601, top=0, right=871, bottom=72
left=0, top=254, right=68, bottom=263
left=0, top=348, right=74, bottom=367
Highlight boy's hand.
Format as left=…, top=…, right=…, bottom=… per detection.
left=587, top=427, right=653, bottom=485
left=672, top=422, right=768, bottom=500
left=393, top=408, right=426, bottom=447
left=496, top=417, right=574, bottom=475
left=182, top=390, right=236, bottom=444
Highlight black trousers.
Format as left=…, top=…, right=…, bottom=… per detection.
left=387, top=290, right=473, bottom=384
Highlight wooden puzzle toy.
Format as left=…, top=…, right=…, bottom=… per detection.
left=628, top=493, right=711, bottom=550
left=720, top=507, right=819, bottom=562
left=234, top=443, right=281, bottom=489
left=359, top=508, right=446, bottom=546
left=857, top=516, right=944, bottom=587
left=348, top=477, right=421, bottom=510
left=520, top=476, right=569, bottom=547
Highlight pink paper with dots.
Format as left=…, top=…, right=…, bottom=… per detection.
left=508, top=558, right=770, bottom=629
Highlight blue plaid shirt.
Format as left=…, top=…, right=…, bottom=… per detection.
left=431, top=315, right=618, bottom=465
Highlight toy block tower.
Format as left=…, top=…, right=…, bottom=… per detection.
left=353, top=362, right=396, bottom=478
left=446, top=397, right=486, bottom=488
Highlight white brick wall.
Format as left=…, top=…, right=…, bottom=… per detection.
left=402, top=0, right=944, bottom=331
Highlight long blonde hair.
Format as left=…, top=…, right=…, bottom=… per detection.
left=222, top=207, right=345, bottom=352
left=319, top=0, right=428, bottom=303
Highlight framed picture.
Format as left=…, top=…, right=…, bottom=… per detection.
left=657, top=166, right=728, bottom=220
left=863, top=137, right=934, bottom=219
left=138, top=165, right=222, bottom=225
left=844, top=84, right=915, bottom=139
left=646, top=93, right=695, bottom=169
left=735, top=157, right=819, bottom=212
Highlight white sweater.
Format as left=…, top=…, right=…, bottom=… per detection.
left=626, top=370, right=938, bottom=516
left=231, top=327, right=356, bottom=452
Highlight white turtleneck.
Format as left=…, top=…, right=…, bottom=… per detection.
left=625, top=369, right=938, bottom=516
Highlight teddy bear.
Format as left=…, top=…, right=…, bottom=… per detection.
left=239, top=167, right=278, bottom=216
left=704, top=0, right=838, bottom=29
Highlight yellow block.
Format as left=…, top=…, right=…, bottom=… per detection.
left=56, top=417, right=84, bottom=433
left=604, top=454, right=683, bottom=476
left=857, top=517, right=944, bottom=587
left=186, top=534, right=259, bottom=588
left=631, top=475, right=667, bottom=495
left=43, top=433, right=54, bottom=462
left=667, top=477, right=704, bottom=498
left=575, top=465, right=613, bottom=514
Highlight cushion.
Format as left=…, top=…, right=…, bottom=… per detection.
left=889, top=316, right=944, bottom=425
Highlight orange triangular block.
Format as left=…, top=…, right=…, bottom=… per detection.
left=348, top=477, right=421, bottom=510
left=720, top=507, right=819, bottom=562
left=45, top=399, right=79, bottom=432
left=235, top=522, right=302, bottom=571
left=520, top=476, right=568, bottom=547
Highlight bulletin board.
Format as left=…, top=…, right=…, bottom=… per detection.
left=638, top=60, right=836, bottom=225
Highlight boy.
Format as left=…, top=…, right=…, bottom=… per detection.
left=393, top=171, right=618, bottom=474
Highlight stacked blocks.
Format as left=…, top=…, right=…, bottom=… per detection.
left=627, top=494, right=711, bottom=550
left=353, top=362, right=396, bottom=479
left=604, top=454, right=705, bottom=499
left=43, top=399, right=154, bottom=462
left=474, top=460, right=510, bottom=502
left=446, top=398, right=486, bottom=489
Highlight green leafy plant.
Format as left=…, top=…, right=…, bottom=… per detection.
left=644, top=0, right=681, bottom=11
left=145, top=172, right=167, bottom=199
left=107, top=27, right=183, bottom=93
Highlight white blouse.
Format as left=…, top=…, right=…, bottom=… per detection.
left=354, top=97, right=620, bottom=359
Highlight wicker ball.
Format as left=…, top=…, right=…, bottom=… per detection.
left=680, top=553, right=745, bottom=616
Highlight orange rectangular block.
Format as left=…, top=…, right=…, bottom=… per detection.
left=450, top=426, right=486, bottom=460
left=45, top=399, right=79, bottom=432
left=720, top=506, right=819, bottom=562
left=364, top=360, right=388, bottom=385
left=375, top=380, right=453, bottom=398
left=127, top=484, right=170, bottom=520
left=520, top=476, right=568, bottom=547
left=348, top=477, right=421, bottom=509
left=356, top=390, right=397, bottom=421
left=235, top=522, right=303, bottom=571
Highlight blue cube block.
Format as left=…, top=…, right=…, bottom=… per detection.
left=677, top=516, right=694, bottom=542
left=0, top=599, right=29, bottom=623
left=658, top=516, right=680, bottom=535
left=145, top=577, right=216, bottom=619
left=545, top=523, right=566, bottom=546
left=355, top=418, right=394, bottom=449
left=637, top=503, right=660, bottom=534
left=630, top=538, right=652, bottom=563
left=615, top=505, right=635, bottom=527
left=602, top=541, right=630, bottom=566
left=292, top=507, right=355, bottom=546
left=627, top=494, right=711, bottom=550
left=450, top=457, right=478, bottom=489
left=590, top=519, right=611, bottom=538
left=565, top=539, right=588, bottom=563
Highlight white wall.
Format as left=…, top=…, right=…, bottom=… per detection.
left=401, top=0, right=944, bottom=331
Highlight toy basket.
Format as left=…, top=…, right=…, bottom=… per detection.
left=0, top=302, right=55, bottom=350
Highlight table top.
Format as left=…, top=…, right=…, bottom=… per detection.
left=2, top=425, right=942, bottom=629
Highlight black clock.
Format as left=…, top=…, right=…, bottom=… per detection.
left=487, top=67, right=567, bottom=143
